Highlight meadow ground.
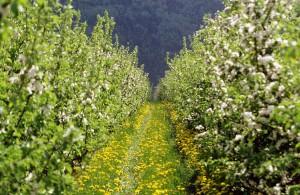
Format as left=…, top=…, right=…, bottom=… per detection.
left=75, top=103, right=191, bottom=194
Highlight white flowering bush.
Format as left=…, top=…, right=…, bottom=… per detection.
left=160, top=0, right=300, bottom=193
left=0, top=0, right=149, bottom=193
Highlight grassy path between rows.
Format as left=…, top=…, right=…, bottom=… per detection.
left=75, top=103, right=190, bottom=194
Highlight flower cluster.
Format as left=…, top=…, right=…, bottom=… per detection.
left=160, top=0, right=300, bottom=193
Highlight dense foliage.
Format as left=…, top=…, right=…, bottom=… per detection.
left=70, top=0, right=223, bottom=84
left=0, top=0, right=149, bottom=193
left=160, top=0, right=300, bottom=193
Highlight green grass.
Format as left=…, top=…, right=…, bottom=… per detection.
left=74, top=103, right=192, bottom=194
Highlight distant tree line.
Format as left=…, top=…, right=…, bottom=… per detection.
left=71, top=0, right=223, bottom=85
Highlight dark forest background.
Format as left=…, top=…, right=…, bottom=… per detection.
left=71, top=0, right=223, bottom=85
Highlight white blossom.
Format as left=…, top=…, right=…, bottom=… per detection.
left=195, top=125, right=204, bottom=130
left=63, top=126, right=75, bottom=138
left=27, top=66, right=38, bottom=78
left=17, top=54, right=27, bottom=64
left=234, top=134, right=244, bottom=141
left=73, top=134, right=85, bottom=142
left=229, top=15, right=239, bottom=26
left=48, top=188, right=54, bottom=194
left=266, top=82, right=277, bottom=93
left=221, top=102, right=228, bottom=109
left=267, top=164, right=274, bottom=172
left=245, top=23, right=255, bottom=33
left=278, top=85, right=285, bottom=93
left=290, top=41, right=297, bottom=47
left=282, top=40, right=289, bottom=46
left=25, top=172, right=34, bottom=182
left=206, top=108, right=213, bottom=113
left=276, top=37, right=283, bottom=44
left=194, top=132, right=208, bottom=139
left=273, top=183, right=281, bottom=194
left=0, top=128, right=6, bottom=134
left=9, top=75, right=19, bottom=84
left=103, top=82, right=110, bottom=90
left=27, top=79, right=44, bottom=94
left=259, top=106, right=275, bottom=116
left=231, top=52, right=240, bottom=58
left=83, top=118, right=88, bottom=126
left=225, top=60, right=234, bottom=66
left=258, top=55, right=274, bottom=65
left=273, top=62, right=281, bottom=72
left=243, top=112, right=255, bottom=120
left=266, top=39, right=275, bottom=47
